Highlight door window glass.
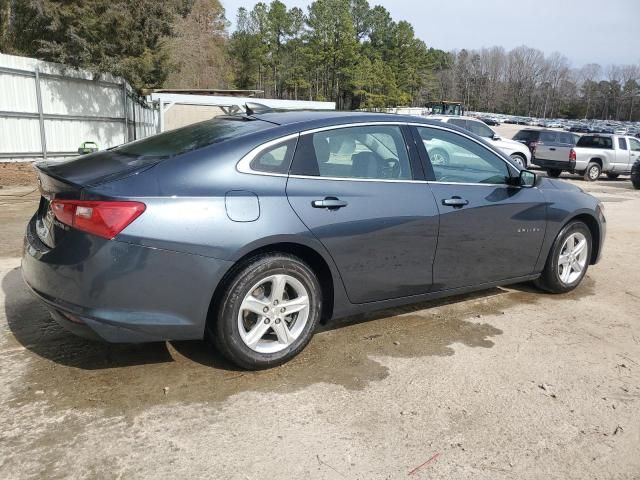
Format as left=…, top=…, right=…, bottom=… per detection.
left=629, top=138, right=640, bottom=151
left=466, top=120, right=494, bottom=139
left=447, top=118, right=467, bottom=129
left=417, top=126, right=510, bottom=184
left=618, top=138, right=628, bottom=150
left=291, top=125, right=412, bottom=180
left=540, top=131, right=558, bottom=143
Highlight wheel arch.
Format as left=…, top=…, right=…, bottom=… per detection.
left=206, top=241, right=337, bottom=332
left=589, top=157, right=603, bottom=167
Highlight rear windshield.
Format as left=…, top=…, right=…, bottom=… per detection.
left=576, top=136, right=613, bottom=149
left=513, top=130, right=539, bottom=141
left=114, top=117, right=271, bottom=159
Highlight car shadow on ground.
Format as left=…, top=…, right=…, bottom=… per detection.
left=2, top=265, right=511, bottom=374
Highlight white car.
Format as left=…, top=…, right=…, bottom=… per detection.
left=430, top=116, right=532, bottom=168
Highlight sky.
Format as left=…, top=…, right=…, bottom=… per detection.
left=222, top=0, right=640, bottom=67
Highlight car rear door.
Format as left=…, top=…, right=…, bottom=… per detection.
left=286, top=123, right=439, bottom=304
left=613, top=137, right=631, bottom=172
left=412, top=124, right=546, bottom=290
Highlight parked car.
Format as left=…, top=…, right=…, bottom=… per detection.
left=431, top=116, right=532, bottom=168
left=513, top=129, right=579, bottom=177
left=632, top=158, right=640, bottom=189
left=22, top=111, right=606, bottom=369
left=571, top=134, right=640, bottom=181
left=479, top=116, right=500, bottom=126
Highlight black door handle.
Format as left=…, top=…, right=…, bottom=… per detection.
left=312, top=197, right=348, bottom=209
left=549, top=147, right=556, bottom=151
left=442, top=197, right=469, bottom=208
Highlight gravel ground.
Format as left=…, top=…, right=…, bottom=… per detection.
left=0, top=174, right=639, bottom=480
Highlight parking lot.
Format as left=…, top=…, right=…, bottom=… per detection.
left=1, top=171, right=639, bottom=479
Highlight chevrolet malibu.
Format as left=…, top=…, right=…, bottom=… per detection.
left=22, top=111, right=606, bottom=369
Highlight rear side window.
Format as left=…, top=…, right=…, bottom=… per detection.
left=576, top=136, right=613, bottom=149
left=448, top=119, right=467, bottom=128
left=466, top=121, right=494, bottom=138
left=513, top=130, right=539, bottom=142
left=540, top=132, right=558, bottom=143
left=618, top=138, right=628, bottom=150
left=114, top=118, right=270, bottom=159
left=250, top=138, right=297, bottom=174
left=291, top=125, right=413, bottom=180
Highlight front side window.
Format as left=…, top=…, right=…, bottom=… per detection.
left=417, top=126, right=510, bottom=184
left=466, top=120, right=494, bottom=139
left=629, top=138, right=640, bottom=151
left=291, top=125, right=412, bottom=180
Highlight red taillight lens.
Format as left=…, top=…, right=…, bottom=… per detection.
left=569, top=149, right=577, bottom=162
left=50, top=200, right=146, bottom=239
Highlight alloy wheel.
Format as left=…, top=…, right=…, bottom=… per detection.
left=557, top=232, right=588, bottom=285
left=237, top=274, right=310, bottom=354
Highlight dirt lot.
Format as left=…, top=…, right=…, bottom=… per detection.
left=1, top=172, right=639, bottom=479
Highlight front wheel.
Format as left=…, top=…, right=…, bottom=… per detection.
left=534, top=221, right=592, bottom=293
left=583, top=162, right=601, bottom=182
left=209, top=254, right=322, bottom=370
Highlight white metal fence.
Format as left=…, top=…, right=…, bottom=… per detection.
left=0, top=53, right=158, bottom=162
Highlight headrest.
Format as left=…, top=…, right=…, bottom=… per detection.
left=313, top=136, right=331, bottom=163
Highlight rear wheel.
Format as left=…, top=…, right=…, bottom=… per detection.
left=633, top=178, right=640, bottom=190
left=510, top=153, right=526, bottom=169
left=583, top=162, right=601, bottom=181
left=534, top=221, right=591, bottom=293
left=546, top=168, right=562, bottom=178
left=209, top=254, right=322, bottom=370
left=606, top=173, right=619, bottom=179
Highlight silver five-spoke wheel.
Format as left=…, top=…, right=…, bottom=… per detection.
left=557, top=232, right=588, bottom=285
left=238, top=274, right=310, bottom=354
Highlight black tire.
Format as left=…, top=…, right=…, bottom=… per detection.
left=546, top=168, right=562, bottom=178
left=208, top=253, right=322, bottom=370
left=429, top=148, right=450, bottom=166
left=583, top=162, right=601, bottom=182
left=633, top=179, right=640, bottom=190
left=606, top=173, right=620, bottom=179
left=534, top=221, right=592, bottom=294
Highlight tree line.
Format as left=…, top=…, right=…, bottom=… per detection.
left=1, top=0, right=638, bottom=120
left=438, top=47, right=640, bottom=121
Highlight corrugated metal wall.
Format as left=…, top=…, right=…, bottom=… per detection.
left=0, top=53, right=158, bottom=162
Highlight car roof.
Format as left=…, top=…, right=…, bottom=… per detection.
left=250, top=110, right=442, bottom=129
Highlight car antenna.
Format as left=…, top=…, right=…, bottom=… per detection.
left=245, top=102, right=273, bottom=116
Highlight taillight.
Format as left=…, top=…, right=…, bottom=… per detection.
left=569, top=148, right=577, bottom=162
left=51, top=200, right=146, bottom=239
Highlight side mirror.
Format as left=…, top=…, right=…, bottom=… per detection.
left=519, top=169, right=537, bottom=188
left=492, top=134, right=501, bottom=141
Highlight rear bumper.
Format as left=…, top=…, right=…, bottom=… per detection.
left=533, top=158, right=575, bottom=172
left=22, top=216, right=233, bottom=343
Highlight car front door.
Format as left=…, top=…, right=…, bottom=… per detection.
left=286, top=124, right=439, bottom=304
left=413, top=125, right=547, bottom=290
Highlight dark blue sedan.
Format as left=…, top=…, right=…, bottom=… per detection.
left=22, top=111, right=606, bottom=369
